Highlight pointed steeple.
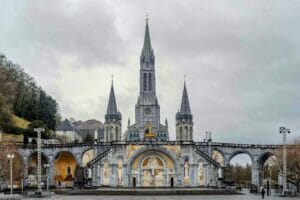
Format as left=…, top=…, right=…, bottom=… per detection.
left=105, top=77, right=121, bottom=120
left=140, top=16, right=154, bottom=63
left=180, top=81, right=191, bottom=115
left=176, top=80, right=192, bottom=119
left=142, top=17, right=152, bottom=53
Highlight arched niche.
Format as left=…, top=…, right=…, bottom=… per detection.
left=212, top=150, right=225, bottom=167
left=54, top=151, right=77, bottom=187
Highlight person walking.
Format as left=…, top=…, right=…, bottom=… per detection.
left=261, top=186, right=266, bottom=199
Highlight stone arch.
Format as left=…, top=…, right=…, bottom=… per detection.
left=81, top=149, right=93, bottom=167
left=127, top=147, right=180, bottom=187
left=127, top=147, right=180, bottom=172
left=27, top=152, right=49, bottom=173
left=53, top=151, right=77, bottom=187
left=212, top=149, right=225, bottom=167
left=227, top=150, right=254, bottom=167
left=1, top=151, right=24, bottom=187
left=257, top=151, right=277, bottom=168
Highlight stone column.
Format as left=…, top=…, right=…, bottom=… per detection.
left=251, top=157, right=261, bottom=188
left=23, top=156, right=29, bottom=186
left=48, top=155, right=55, bottom=186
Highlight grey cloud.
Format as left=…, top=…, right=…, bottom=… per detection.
left=1, top=0, right=300, bottom=144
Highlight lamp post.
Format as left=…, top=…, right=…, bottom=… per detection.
left=44, top=164, right=50, bottom=195
left=7, top=154, right=15, bottom=196
left=268, top=165, right=272, bottom=196
left=279, top=126, right=290, bottom=196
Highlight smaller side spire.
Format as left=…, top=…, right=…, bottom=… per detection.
left=105, top=77, right=121, bottom=120
left=176, top=78, right=193, bottom=142
left=179, top=80, right=192, bottom=115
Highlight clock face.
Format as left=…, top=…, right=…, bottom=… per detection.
left=144, top=107, right=152, bottom=115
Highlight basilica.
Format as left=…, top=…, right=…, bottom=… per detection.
left=90, top=20, right=223, bottom=187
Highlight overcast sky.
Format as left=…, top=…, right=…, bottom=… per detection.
left=1, top=0, right=300, bottom=145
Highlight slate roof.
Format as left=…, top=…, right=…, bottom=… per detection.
left=56, top=119, right=74, bottom=131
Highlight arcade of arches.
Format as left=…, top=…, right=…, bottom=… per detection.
left=16, top=145, right=281, bottom=188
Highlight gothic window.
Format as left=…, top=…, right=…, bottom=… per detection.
left=110, top=126, right=114, bottom=141
left=180, top=127, right=183, bottom=140
left=148, top=73, right=152, bottom=91
left=116, top=127, right=119, bottom=140
left=143, top=73, right=147, bottom=91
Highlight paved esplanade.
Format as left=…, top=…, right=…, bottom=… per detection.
left=50, top=194, right=296, bottom=200
left=18, top=19, right=283, bottom=189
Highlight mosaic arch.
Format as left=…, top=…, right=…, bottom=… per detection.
left=81, top=149, right=93, bottom=179
left=54, top=151, right=77, bottom=187
left=212, top=150, right=225, bottom=167
left=129, top=150, right=176, bottom=187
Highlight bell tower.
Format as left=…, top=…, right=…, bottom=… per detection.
left=176, top=81, right=193, bottom=141
left=104, top=79, right=122, bottom=142
left=127, top=17, right=169, bottom=141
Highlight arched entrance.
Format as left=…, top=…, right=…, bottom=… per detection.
left=227, top=152, right=253, bottom=188
left=259, top=152, right=278, bottom=192
left=54, top=151, right=77, bottom=187
left=27, top=152, right=48, bottom=187
left=81, top=149, right=93, bottom=179
left=128, top=149, right=177, bottom=187
left=141, top=155, right=165, bottom=186
left=212, top=150, right=225, bottom=167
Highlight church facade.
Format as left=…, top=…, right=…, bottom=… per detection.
left=91, top=20, right=222, bottom=187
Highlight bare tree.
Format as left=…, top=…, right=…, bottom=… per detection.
left=0, top=143, right=24, bottom=185
left=273, top=138, right=300, bottom=186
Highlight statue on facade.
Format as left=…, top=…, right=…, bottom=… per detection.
left=184, top=160, right=190, bottom=185
left=103, top=160, right=110, bottom=185
left=117, top=159, right=123, bottom=186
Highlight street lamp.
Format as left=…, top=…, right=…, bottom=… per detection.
left=44, top=164, right=50, bottom=195
left=279, top=126, right=290, bottom=196
left=7, top=154, right=15, bottom=196
left=268, top=165, right=272, bottom=196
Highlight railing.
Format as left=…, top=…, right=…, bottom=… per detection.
left=193, top=145, right=222, bottom=168
left=87, top=147, right=111, bottom=167
left=18, top=140, right=295, bottom=149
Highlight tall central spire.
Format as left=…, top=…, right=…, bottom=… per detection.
left=140, top=17, right=155, bottom=65
left=142, top=18, right=152, bottom=54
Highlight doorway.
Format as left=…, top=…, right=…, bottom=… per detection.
left=133, top=177, right=136, bottom=187
left=170, top=177, right=174, bottom=187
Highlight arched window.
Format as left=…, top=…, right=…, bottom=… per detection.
left=110, top=126, right=114, bottom=141
left=148, top=73, right=152, bottom=91
left=180, top=127, right=183, bottom=140
left=115, top=127, right=119, bottom=140
left=143, top=73, right=147, bottom=91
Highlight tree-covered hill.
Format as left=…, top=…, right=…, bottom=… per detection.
left=0, top=53, right=60, bottom=137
